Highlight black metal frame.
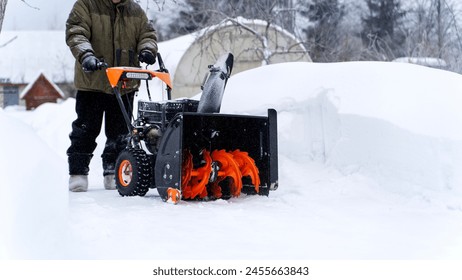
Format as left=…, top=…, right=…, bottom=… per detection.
left=154, top=109, right=278, bottom=200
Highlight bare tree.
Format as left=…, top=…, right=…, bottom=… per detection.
left=403, top=0, right=462, bottom=72
left=302, top=0, right=346, bottom=62
left=160, top=0, right=297, bottom=40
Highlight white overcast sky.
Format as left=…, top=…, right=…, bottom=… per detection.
left=2, top=0, right=179, bottom=30
left=3, top=0, right=76, bottom=30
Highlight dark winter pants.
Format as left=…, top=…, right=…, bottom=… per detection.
left=67, top=90, right=135, bottom=176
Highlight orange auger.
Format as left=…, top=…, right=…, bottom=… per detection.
left=181, top=150, right=212, bottom=199
left=230, top=150, right=261, bottom=193
left=181, top=149, right=260, bottom=200
left=211, top=149, right=243, bottom=197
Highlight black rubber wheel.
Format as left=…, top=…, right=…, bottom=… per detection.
left=115, top=148, right=151, bottom=196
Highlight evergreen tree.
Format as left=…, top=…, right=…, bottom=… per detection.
left=361, top=0, right=407, bottom=59
left=170, top=0, right=212, bottom=36
left=303, top=0, right=345, bottom=62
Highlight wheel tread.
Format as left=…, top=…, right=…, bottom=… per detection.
left=116, top=148, right=152, bottom=197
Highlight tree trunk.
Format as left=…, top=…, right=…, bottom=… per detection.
left=0, top=0, right=8, bottom=33
left=436, top=0, right=443, bottom=58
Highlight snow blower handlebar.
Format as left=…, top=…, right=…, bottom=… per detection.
left=147, top=53, right=171, bottom=101
left=105, top=54, right=174, bottom=137
left=105, top=67, right=172, bottom=89
left=97, top=61, right=109, bottom=70
left=156, top=52, right=168, bottom=74
left=82, top=60, right=109, bottom=73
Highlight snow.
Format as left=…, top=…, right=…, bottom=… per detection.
left=1, top=38, right=462, bottom=260
left=0, top=31, right=74, bottom=84
left=0, top=106, right=68, bottom=258
left=2, top=0, right=75, bottom=31
left=393, top=57, right=448, bottom=69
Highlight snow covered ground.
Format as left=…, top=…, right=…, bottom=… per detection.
left=1, top=58, right=462, bottom=260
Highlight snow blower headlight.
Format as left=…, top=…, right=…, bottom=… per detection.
left=124, top=72, right=151, bottom=80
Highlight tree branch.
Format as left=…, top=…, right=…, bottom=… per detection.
left=0, top=35, right=17, bottom=48
left=20, top=0, right=39, bottom=10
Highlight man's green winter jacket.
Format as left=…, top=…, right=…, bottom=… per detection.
left=66, top=0, right=158, bottom=94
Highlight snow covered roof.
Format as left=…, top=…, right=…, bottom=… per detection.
left=196, top=16, right=308, bottom=52
left=393, top=57, right=448, bottom=69
left=171, top=17, right=311, bottom=98
left=0, top=31, right=74, bottom=84
left=19, top=71, right=65, bottom=99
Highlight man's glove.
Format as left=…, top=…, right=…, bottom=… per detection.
left=81, top=55, right=101, bottom=72
left=139, top=50, right=156, bottom=65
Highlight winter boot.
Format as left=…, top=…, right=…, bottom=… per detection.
left=69, top=175, right=88, bottom=192
left=104, top=174, right=116, bottom=190
left=68, top=153, right=93, bottom=176
left=102, top=152, right=117, bottom=190
left=102, top=152, right=117, bottom=171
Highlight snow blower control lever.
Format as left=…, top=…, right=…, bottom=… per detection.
left=105, top=53, right=278, bottom=204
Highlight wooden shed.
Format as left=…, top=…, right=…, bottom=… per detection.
left=20, top=72, right=64, bottom=110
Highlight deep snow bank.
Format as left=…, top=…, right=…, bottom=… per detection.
left=221, top=62, right=462, bottom=205
left=222, top=61, right=462, bottom=140
left=0, top=109, right=69, bottom=259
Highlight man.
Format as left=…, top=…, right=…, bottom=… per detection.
left=66, top=0, right=158, bottom=192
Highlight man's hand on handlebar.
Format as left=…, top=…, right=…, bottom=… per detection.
left=82, top=55, right=107, bottom=72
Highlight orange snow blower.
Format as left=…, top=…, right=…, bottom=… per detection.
left=106, top=53, right=278, bottom=204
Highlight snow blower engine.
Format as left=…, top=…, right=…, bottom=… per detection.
left=105, top=53, right=278, bottom=204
